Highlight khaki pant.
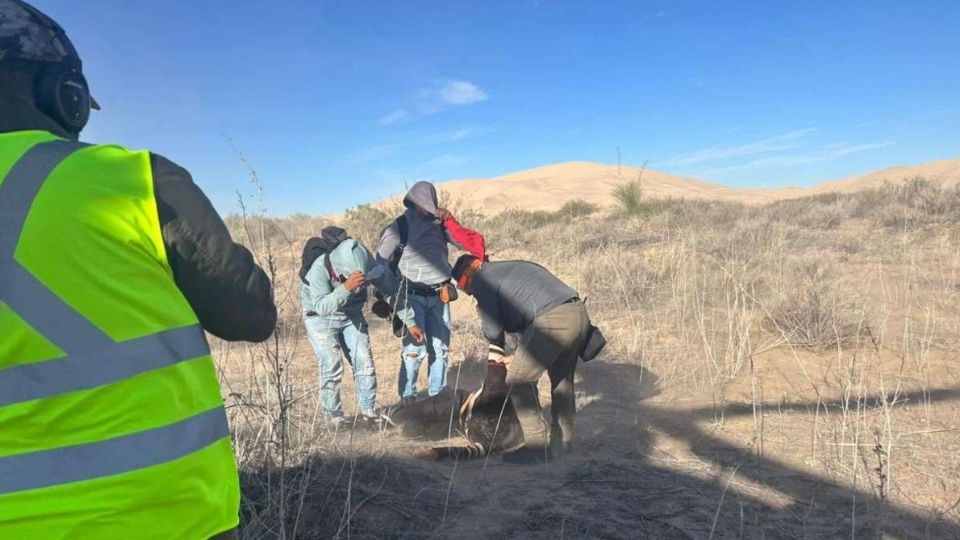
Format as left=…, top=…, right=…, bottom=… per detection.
left=505, top=301, right=589, bottom=453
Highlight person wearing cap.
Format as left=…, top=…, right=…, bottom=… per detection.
left=0, top=1, right=275, bottom=538
left=377, top=181, right=464, bottom=404
left=299, top=226, right=424, bottom=426
left=451, top=254, right=590, bottom=464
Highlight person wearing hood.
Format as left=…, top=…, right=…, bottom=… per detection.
left=377, top=181, right=464, bottom=403
left=301, top=227, right=425, bottom=426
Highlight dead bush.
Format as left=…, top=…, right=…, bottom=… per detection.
left=764, top=262, right=868, bottom=352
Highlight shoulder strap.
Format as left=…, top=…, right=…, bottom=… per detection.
left=397, top=215, right=409, bottom=248
left=387, top=215, right=409, bottom=274
left=324, top=252, right=339, bottom=283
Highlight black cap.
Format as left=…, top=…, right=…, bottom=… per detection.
left=451, top=254, right=478, bottom=283
left=0, top=0, right=99, bottom=109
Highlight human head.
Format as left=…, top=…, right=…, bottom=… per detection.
left=402, top=181, right=439, bottom=219
left=0, top=0, right=99, bottom=136
left=451, top=254, right=482, bottom=294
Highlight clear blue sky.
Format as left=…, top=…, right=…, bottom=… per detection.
left=38, top=0, right=960, bottom=216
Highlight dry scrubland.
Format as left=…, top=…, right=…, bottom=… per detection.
left=217, top=178, right=960, bottom=539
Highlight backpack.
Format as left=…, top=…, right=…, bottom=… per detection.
left=381, top=215, right=409, bottom=275
left=579, top=323, right=607, bottom=362
left=578, top=298, right=607, bottom=362
left=299, top=226, right=348, bottom=285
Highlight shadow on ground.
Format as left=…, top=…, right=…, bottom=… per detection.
left=238, top=358, right=960, bottom=539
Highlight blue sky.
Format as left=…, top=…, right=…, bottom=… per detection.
left=38, top=0, right=960, bottom=216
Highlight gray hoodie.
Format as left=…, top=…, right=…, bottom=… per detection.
left=377, top=181, right=462, bottom=288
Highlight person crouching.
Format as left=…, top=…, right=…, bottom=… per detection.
left=300, top=226, right=424, bottom=427
left=451, top=254, right=590, bottom=463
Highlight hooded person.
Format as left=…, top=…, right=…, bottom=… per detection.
left=377, top=181, right=466, bottom=404
left=301, top=226, right=424, bottom=426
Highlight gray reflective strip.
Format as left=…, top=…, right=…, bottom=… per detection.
left=0, top=140, right=88, bottom=255
left=0, top=141, right=110, bottom=352
left=1, top=261, right=112, bottom=351
left=0, top=322, right=210, bottom=408
left=0, top=139, right=225, bottom=493
left=0, top=406, right=230, bottom=495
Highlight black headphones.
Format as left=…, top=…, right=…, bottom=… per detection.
left=34, top=61, right=92, bottom=135
left=15, top=0, right=93, bottom=134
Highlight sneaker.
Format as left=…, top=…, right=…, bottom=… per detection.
left=359, top=409, right=382, bottom=423
left=327, top=415, right=348, bottom=428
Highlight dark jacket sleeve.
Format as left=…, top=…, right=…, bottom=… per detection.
left=473, top=276, right=505, bottom=347
left=151, top=153, right=277, bottom=342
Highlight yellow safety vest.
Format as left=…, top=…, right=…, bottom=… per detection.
left=0, top=131, right=239, bottom=539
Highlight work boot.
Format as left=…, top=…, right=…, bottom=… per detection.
left=505, top=383, right=551, bottom=464
left=355, top=410, right=385, bottom=431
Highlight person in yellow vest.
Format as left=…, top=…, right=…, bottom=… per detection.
left=0, top=2, right=277, bottom=539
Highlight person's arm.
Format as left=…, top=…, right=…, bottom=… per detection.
left=436, top=209, right=467, bottom=251
left=370, top=262, right=417, bottom=328
left=442, top=214, right=486, bottom=259
left=152, top=153, right=276, bottom=342
left=305, top=262, right=354, bottom=317
left=474, top=279, right=505, bottom=347
left=376, top=220, right=401, bottom=264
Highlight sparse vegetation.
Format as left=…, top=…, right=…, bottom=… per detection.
left=217, top=175, right=960, bottom=539
left=612, top=177, right=643, bottom=215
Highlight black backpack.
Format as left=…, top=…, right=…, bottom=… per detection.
left=578, top=299, right=607, bottom=362
left=299, top=226, right=348, bottom=285
left=380, top=215, right=409, bottom=275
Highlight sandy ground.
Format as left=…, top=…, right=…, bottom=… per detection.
left=228, top=294, right=960, bottom=539
left=225, top=180, right=960, bottom=539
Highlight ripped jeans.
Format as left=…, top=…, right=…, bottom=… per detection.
left=304, top=313, right=377, bottom=418
left=397, top=293, right=450, bottom=399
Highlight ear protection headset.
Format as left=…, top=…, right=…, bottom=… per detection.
left=14, top=0, right=94, bottom=134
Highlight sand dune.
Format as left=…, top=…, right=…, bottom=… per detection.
left=812, top=156, right=960, bottom=194
left=372, top=156, right=959, bottom=214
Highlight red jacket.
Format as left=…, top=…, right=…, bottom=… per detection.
left=444, top=216, right=487, bottom=261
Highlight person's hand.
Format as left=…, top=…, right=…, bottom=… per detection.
left=436, top=207, right=453, bottom=221
left=343, top=271, right=365, bottom=292
left=407, top=325, right=425, bottom=344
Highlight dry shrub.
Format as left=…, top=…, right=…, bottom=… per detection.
left=664, top=199, right=744, bottom=230
left=765, top=261, right=868, bottom=352
left=579, top=245, right=656, bottom=312
left=844, top=177, right=960, bottom=229
left=343, top=204, right=391, bottom=248
left=558, top=198, right=599, bottom=218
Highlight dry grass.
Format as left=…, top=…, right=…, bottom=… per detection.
left=215, top=176, right=960, bottom=539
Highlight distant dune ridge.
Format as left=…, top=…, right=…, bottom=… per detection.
left=811, top=156, right=960, bottom=194
left=372, top=156, right=960, bottom=214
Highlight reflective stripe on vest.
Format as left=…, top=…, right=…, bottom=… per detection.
left=0, top=140, right=228, bottom=495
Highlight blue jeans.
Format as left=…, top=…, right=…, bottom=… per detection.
left=304, top=313, right=376, bottom=417
left=397, top=293, right=450, bottom=399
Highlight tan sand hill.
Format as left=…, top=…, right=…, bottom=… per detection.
left=370, top=156, right=960, bottom=214
left=813, top=156, right=960, bottom=193
left=417, top=161, right=807, bottom=213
